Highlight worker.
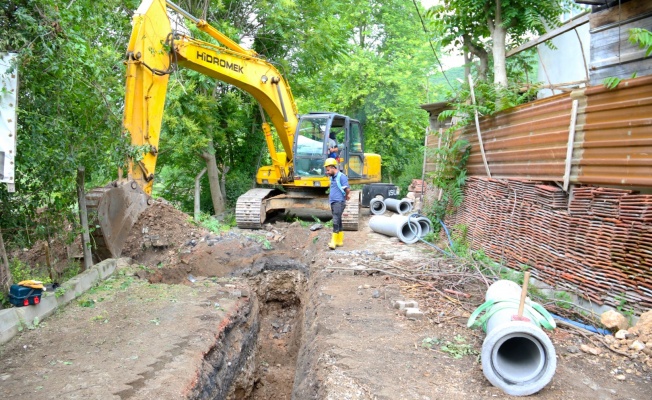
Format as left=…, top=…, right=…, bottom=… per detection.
left=327, top=131, right=338, bottom=159
left=324, top=158, right=350, bottom=249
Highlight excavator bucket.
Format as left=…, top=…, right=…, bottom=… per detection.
left=86, top=182, right=150, bottom=260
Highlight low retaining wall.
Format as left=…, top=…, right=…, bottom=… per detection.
left=0, top=258, right=122, bottom=345
left=444, top=176, right=652, bottom=314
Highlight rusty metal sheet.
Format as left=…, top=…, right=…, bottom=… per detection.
left=426, top=75, right=652, bottom=188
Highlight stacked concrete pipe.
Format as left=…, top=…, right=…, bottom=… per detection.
left=369, top=197, right=386, bottom=215
left=369, top=215, right=421, bottom=244
left=468, top=279, right=557, bottom=396
left=383, top=198, right=412, bottom=215
left=408, top=214, right=432, bottom=237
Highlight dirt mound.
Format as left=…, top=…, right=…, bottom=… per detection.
left=8, top=229, right=82, bottom=283
left=121, top=200, right=209, bottom=268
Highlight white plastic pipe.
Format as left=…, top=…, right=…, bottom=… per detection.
left=369, top=215, right=421, bottom=244
left=384, top=198, right=412, bottom=215
left=369, top=198, right=386, bottom=215
left=481, top=280, right=556, bottom=396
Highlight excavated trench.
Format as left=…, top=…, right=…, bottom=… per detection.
left=185, top=256, right=311, bottom=400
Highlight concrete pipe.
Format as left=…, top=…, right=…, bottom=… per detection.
left=369, top=215, right=421, bottom=244
left=392, top=214, right=432, bottom=238
left=410, top=214, right=432, bottom=238
left=469, top=280, right=557, bottom=396
left=369, top=198, right=386, bottom=215
left=384, top=198, right=412, bottom=215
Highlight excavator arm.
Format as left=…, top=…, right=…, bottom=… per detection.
left=126, top=0, right=298, bottom=193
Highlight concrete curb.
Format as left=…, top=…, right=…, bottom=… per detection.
left=0, top=258, right=123, bottom=345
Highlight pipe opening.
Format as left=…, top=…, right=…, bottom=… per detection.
left=398, top=221, right=420, bottom=244
left=370, top=198, right=386, bottom=215
left=492, top=334, right=545, bottom=384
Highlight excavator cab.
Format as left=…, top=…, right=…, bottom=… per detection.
left=292, top=113, right=366, bottom=180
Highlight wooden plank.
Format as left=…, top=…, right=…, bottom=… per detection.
left=589, top=0, right=652, bottom=30
left=506, top=14, right=589, bottom=57
left=589, top=17, right=652, bottom=48
left=591, top=49, right=651, bottom=70
left=590, top=60, right=652, bottom=85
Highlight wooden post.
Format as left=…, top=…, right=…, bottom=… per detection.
left=194, top=167, right=207, bottom=223
left=468, top=75, right=492, bottom=178
left=563, top=100, right=579, bottom=191
left=0, top=227, right=11, bottom=291
left=77, top=167, right=93, bottom=270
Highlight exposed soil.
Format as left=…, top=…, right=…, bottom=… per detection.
left=1, top=201, right=651, bottom=399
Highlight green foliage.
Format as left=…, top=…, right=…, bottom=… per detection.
left=421, top=336, right=441, bottom=349
left=8, top=258, right=51, bottom=284
left=197, top=213, right=234, bottom=233
left=54, top=286, right=66, bottom=298
left=602, top=28, right=650, bottom=90
left=614, top=293, right=635, bottom=322
left=440, top=335, right=478, bottom=359
left=423, top=133, right=470, bottom=223
left=602, top=76, right=622, bottom=90
left=1, top=0, right=139, bottom=247
left=394, top=154, right=426, bottom=199
left=78, top=299, right=95, bottom=308
left=427, top=0, right=574, bottom=87
left=629, top=28, right=652, bottom=57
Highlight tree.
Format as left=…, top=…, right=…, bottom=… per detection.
left=0, top=0, right=139, bottom=247
left=296, top=0, right=433, bottom=183
left=429, top=0, right=572, bottom=88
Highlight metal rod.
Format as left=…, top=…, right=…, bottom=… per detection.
left=166, top=0, right=199, bottom=23
left=275, top=83, right=288, bottom=122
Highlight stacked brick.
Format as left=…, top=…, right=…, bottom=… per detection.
left=444, top=176, right=652, bottom=313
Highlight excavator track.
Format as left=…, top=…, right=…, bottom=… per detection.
left=235, top=188, right=278, bottom=229
left=342, top=190, right=360, bottom=231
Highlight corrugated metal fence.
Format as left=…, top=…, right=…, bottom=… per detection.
left=451, top=74, right=652, bottom=187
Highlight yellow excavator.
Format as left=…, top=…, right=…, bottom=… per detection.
left=86, top=0, right=382, bottom=260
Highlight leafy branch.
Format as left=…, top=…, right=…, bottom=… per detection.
left=602, top=28, right=652, bottom=89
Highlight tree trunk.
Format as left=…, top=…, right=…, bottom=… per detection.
left=201, top=140, right=225, bottom=215
left=491, top=0, right=508, bottom=88
left=76, top=167, right=93, bottom=271
left=463, top=50, right=471, bottom=80
left=0, top=227, right=11, bottom=292
left=219, top=165, right=230, bottom=202
left=492, top=28, right=508, bottom=88
left=463, top=34, right=489, bottom=81
left=194, top=168, right=207, bottom=223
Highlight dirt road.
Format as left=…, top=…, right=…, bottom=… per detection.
left=0, top=202, right=650, bottom=399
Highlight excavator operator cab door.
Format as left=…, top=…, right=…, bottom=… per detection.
left=343, top=118, right=365, bottom=179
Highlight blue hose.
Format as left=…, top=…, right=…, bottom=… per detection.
left=407, top=213, right=453, bottom=257
left=550, top=313, right=610, bottom=335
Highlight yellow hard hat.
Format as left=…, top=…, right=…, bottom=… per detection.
left=324, top=158, right=338, bottom=167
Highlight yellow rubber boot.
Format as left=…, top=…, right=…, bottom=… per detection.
left=336, top=231, right=344, bottom=247
left=328, top=233, right=337, bottom=250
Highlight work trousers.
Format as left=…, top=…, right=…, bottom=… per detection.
left=330, top=201, right=345, bottom=233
